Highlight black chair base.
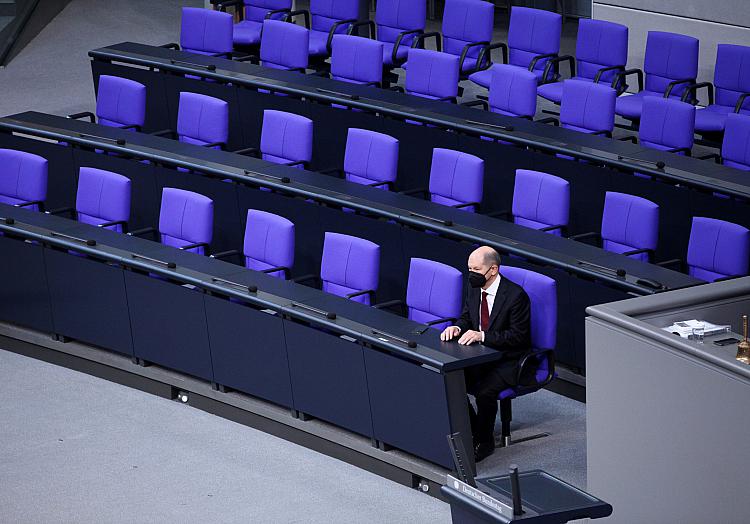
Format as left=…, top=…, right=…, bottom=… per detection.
left=496, top=396, right=551, bottom=448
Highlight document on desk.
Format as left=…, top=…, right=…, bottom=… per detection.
left=663, top=319, right=730, bottom=339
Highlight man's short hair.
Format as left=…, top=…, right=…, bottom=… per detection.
left=483, top=248, right=501, bottom=267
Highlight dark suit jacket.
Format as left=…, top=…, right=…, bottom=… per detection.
left=455, top=276, right=531, bottom=360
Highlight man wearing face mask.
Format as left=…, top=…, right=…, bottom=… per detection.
left=440, top=246, right=531, bottom=463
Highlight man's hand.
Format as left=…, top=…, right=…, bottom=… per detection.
left=440, top=326, right=461, bottom=341
left=458, top=330, right=483, bottom=345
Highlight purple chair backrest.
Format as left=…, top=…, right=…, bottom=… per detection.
left=405, top=48, right=460, bottom=99
left=507, top=7, right=561, bottom=75
left=687, top=217, right=750, bottom=281
left=0, top=149, right=47, bottom=210
left=722, top=113, right=750, bottom=171
left=428, top=148, right=484, bottom=211
left=375, top=0, right=425, bottom=46
left=260, top=110, right=313, bottom=166
left=714, top=44, right=750, bottom=110
left=406, top=258, right=462, bottom=330
left=95, top=75, right=146, bottom=129
left=176, top=92, right=229, bottom=148
left=158, top=187, right=214, bottom=255
left=320, top=232, right=380, bottom=305
left=489, top=64, right=537, bottom=118
left=559, top=80, right=616, bottom=134
left=243, top=0, right=292, bottom=23
left=330, top=35, right=384, bottom=85
left=639, top=96, right=695, bottom=152
left=310, top=0, right=360, bottom=33
left=243, top=209, right=295, bottom=279
left=441, top=0, right=493, bottom=61
left=180, top=7, right=233, bottom=55
left=512, top=169, right=569, bottom=235
left=575, top=19, right=627, bottom=84
left=76, top=167, right=131, bottom=232
left=500, top=266, right=557, bottom=350
left=260, top=19, right=309, bottom=70
left=643, top=31, right=698, bottom=96
left=600, top=192, right=659, bottom=262
left=343, top=128, right=399, bottom=188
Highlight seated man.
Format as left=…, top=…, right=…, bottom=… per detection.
left=441, top=246, right=531, bottom=462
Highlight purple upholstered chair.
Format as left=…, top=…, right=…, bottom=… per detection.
left=537, top=19, right=628, bottom=104
left=615, top=31, right=699, bottom=123
left=638, top=97, right=695, bottom=155
left=158, top=188, right=214, bottom=255
left=600, top=192, right=659, bottom=262
left=428, top=148, right=483, bottom=212
left=404, top=48, right=460, bottom=102
left=290, top=0, right=360, bottom=60
left=260, top=19, right=309, bottom=71
left=320, top=232, right=380, bottom=304
left=68, top=75, right=146, bottom=132
left=243, top=209, right=295, bottom=278
left=693, top=45, right=750, bottom=136
left=342, top=128, right=399, bottom=190
left=260, top=110, right=313, bottom=168
left=686, top=217, right=750, bottom=282
left=330, top=35, right=383, bottom=86
left=0, top=149, right=47, bottom=211
left=415, top=0, right=493, bottom=79
left=464, top=65, right=537, bottom=119
left=720, top=113, right=750, bottom=171
left=217, top=0, right=292, bottom=49
left=559, top=80, right=616, bottom=136
left=179, top=7, right=234, bottom=58
left=512, top=170, right=569, bottom=236
left=496, top=266, right=556, bottom=447
left=469, top=7, right=561, bottom=90
left=372, top=0, right=425, bottom=70
left=405, top=258, right=462, bottom=330
left=176, top=92, right=229, bottom=149
left=75, top=167, right=131, bottom=233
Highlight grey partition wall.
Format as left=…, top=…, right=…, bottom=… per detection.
left=585, top=278, right=750, bottom=523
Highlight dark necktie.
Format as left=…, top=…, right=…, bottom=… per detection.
left=480, top=291, right=490, bottom=332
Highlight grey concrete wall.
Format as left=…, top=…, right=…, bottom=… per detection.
left=594, top=1, right=750, bottom=101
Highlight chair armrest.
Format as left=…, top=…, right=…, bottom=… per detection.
left=284, top=160, right=308, bottom=168
left=570, top=231, right=600, bottom=244
left=461, top=99, right=488, bottom=110
left=592, top=64, right=624, bottom=84
left=46, top=206, right=75, bottom=217
left=151, top=129, right=176, bottom=138
left=373, top=299, right=405, bottom=311
left=413, top=31, right=442, bottom=52
left=664, top=78, right=695, bottom=99
left=618, top=135, right=638, bottom=143
left=127, top=226, right=157, bottom=239
left=160, top=43, right=180, bottom=50
left=68, top=111, right=95, bottom=123
left=591, top=130, right=613, bottom=138
left=425, top=316, right=457, bottom=326
left=179, top=241, right=210, bottom=253
left=233, top=146, right=260, bottom=157
left=210, top=249, right=241, bottom=261
left=528, top=52, right=558, bottom=75
left=97, top=219, right=128, bottom=232
left=292, top=273, right=319, bottom=285
left=233, top=54, right=259, bottom=63
left=536, top=116, right=559, bottom=126
left=451, top=201, right=480, bottom=211
left=516, top=349, right=555, bottom=387
left=735, top=92, right=750, bottom=113
left=345, top=289, right=375, bottom=301
left=391, top=29, right=423, bottom=66
left=215, top=0, right=242, bottom=10
left=202, top=141, right=226, bottom=150
left=538, top=224, right=566, bottom=234
left=615, top=68, right=643, bottom=92
left=541, top=54, right=575, bottom=85
left=286, top=9, right=310, bottom=28
left=117, top=124, right=142, bottom=132
left=656, top=258, right=683, bottom=270
left=434, top=95, right=458, bottom=103
left=15, top=200, right=45, bottom=210
left=348, top=20, right=375, bottom=39
left=365, top=180, right=393, bottom=190
left=698, top=152, right=722, bottom=163
left=260, top=265, right=291, bottom=278
left=458, top=41, right=489, bottom=74
left=665, top=146, right=692, bottom=156
left=389, top=85, right=405, bottom=93
left=326, top=18, right=358, bottom=55
left=486, top=209, right=511, bottom=219
left=475, top=42, right=507, bottom=72
left=681, top=82, right=714, bottom=105
left=265, top=7, right=291, bottom=20
left=621, top=247, right=653, bottom=257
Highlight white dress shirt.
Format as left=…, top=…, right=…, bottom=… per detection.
left=479, top=275, right=501, bottom=342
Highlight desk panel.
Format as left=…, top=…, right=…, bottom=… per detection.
left=0, top=235, right=53, bottom=332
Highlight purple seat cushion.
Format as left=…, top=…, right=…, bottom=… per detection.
left=320, top=231, right=380, bottom=304
left=76, top=167, right=131, bottom=232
